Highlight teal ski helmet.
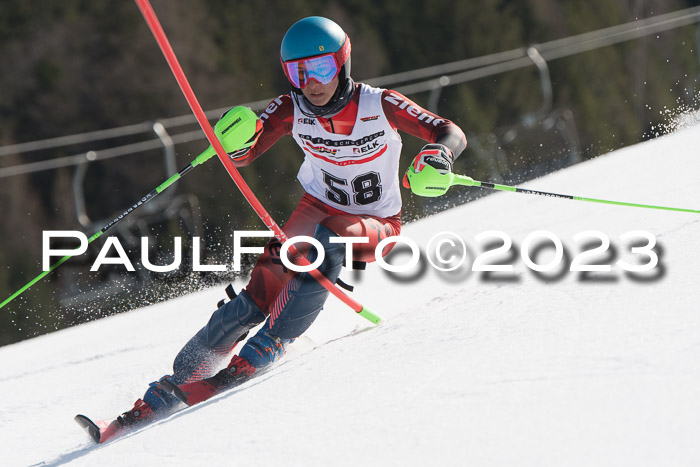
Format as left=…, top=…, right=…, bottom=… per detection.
left=280, top=16, right=353, bottom=117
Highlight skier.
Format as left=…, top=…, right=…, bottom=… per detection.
left=116, top=16, right=466, bottom=428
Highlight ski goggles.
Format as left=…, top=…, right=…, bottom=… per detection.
left=282, top=37, right=350, bottom=89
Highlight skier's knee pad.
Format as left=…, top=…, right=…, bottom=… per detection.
left=204, top=290, right=266, bottom=349
left=267, top=224, right=346, bottom=339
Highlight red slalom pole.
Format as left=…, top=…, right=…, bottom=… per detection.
left=134, top=0, right=379, bottom=323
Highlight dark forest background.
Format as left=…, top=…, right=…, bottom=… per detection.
left=1, top=0, right=699, bottom=346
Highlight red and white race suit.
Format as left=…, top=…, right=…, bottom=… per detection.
left=233, top=82, right=466, bottom=312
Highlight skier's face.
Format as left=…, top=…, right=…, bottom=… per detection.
left=301, top=75, right=339, bottom=107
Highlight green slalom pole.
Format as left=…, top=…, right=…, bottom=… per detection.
left=0, top=149, right=204, bottom=311
left=0, top=107, right=259, bottom=311
left=407, top=165, right=700, bottom=214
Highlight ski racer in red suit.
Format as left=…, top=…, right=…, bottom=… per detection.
left=119, top=16, right=467, bottom=425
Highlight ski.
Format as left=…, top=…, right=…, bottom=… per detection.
left=160, top=366, right=250, bottom=407
left=160, top=377, right=219, bottom=406
left=74, top=414, right=129, bottom=444
left=75, top=369, right=249, bottom=444
left=159, top=355, right=257, bottom=406
left=75, top=332, right=363, bottom=444
left=74, top=399, right=177, bottom=444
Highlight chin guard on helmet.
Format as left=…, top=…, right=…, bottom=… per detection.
left=293, top=76, right=355, bottom=118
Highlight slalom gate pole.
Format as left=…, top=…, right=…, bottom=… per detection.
left=447, top=172, right=700, bottom=214
left=0, top=151, right=218, bottom=311
left=134, top=0, right=380, bottom=324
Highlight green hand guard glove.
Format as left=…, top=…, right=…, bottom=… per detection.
left=193, top=106, right=263, bottom=166
left=404, top=164, right=455, bottom=197
left=403, top=144, right=455, bottom=197
left=405, top=164, right=477, bottom=197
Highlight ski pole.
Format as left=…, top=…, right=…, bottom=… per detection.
left=0, top=105, right=263, bottom=311
left=408, top=165, right=700, bottom=214
left=134, top=0, right=380, bottom=324
left=0, top=142, right=223, bottom=311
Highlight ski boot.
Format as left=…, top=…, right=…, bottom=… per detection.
left=122, top=377, right=180, bottom=421
left=162, top=354, right=257, bottom=406
left=162, top=328, right=292, bottom=406
left=89, top=377, right=179, bottom=442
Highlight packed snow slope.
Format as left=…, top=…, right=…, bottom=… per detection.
left=2, top=123, right=700, bottom=467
